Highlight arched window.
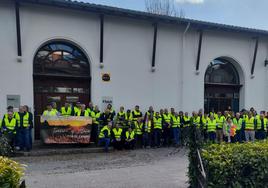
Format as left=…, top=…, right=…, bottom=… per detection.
left=34, top=41, right=90, bottom=77
left=205, top=58, right=239, bottom=85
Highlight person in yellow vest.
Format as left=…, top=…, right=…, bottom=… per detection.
left=15, top=106, right=31, bottom=151
left=162, top=109, right=171, bottom=147
left=207, top=114, right=217, bottom=143
left=232, top=112, right=243, bottom=142
left=87, top=102, right=94, bottom=116
left=132, top=105, right=142, bottom=123
left=42, top=103, right=57, bottom=117
left=244, top=112, right=256, bottom=142
left=125, top=109, right=133, bottom=129
left=111, top=123, right=123, bottom=150
left=223, top=117, right=233, bottom=143
left=153, top=112, right=163, bottom=148
left=256, top=113, right=267, bottom=140
left=144, top=106, right=155, bottom=122
left=192, top=111, right=202, bottom=142
left=3, top=106, right=16, bottom=119
left=142, top=116, right=153, bottom=148
left=135, top=117, right=144, bottom=148
left=171, top=112, right=180, bottom=147
left=60, top=102, right=72, bottom=116
left=201, top=113, right=209, bottom=142
left=124, top=126, right=136, bottom=150
left=107, top=104, right=116, bottom=121
left=99, top=121, right=112, bottom=152
left=215, top=111, right=225, bottom=143
left=1, top=111, right=17, bottom=149
left=182, top=112, right=191, bottom=145
left=73, top=102, right=81, bottom=115
left=116, top=106, right=127, bottom=129
left=75, top=104, right=89, bottom=117
left=91, top=105, right=101, bottom=144
left=51, top=102, right=59, bottom=115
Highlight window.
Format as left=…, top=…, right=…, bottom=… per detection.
left=205, top=58, right=239, bottom=85
left=34, top=41, right=90, bottom=77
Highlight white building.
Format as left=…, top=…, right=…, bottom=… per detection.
left=1, top=0, right=268, bottom=139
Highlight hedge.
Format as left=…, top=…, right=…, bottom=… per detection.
left=0, top=157, right=25, bottom=188
left=201, top=140, right=268, bottom=187
left=0, top=136, right=13, bottom=156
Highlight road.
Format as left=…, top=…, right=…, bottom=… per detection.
left=14, top=147, right=189, bottom=188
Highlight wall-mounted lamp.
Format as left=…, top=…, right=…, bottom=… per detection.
left=99, top=62, right=104, bottom=69
left=264, top=59, right=268, bottom=67
left=151, top=66, right=156, bottom=72
left=17, top=56, right=22, bottom=63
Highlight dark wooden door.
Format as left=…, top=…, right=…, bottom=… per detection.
left=34, top=77, right=90, bottom=140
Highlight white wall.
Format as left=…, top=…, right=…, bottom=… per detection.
left=0, top=0, right=268, bottom=117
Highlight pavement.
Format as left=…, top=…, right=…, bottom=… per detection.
left=14, top=147, right=189, bottom=188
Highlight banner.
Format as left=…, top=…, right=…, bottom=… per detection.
left=40, top=116, right=92, bottom=144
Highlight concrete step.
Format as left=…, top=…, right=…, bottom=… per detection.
left=13, top=141, right=112, bottom=157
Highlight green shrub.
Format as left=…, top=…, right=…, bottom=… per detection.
left=0, top=136, right=13, bottom=156
left=0, top=157, right=25, bottom=188
left=201, top=140, right=268, bottom=187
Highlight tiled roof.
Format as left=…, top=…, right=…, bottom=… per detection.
left=20, top=0, right=268, bottom=36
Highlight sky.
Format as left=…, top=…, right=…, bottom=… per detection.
left=80, top=0, right=268, bottom=31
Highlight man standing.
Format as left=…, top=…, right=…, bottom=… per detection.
left=91, top=105, right=101, bottom=144
left=215, top=111, right=225, bottom=143
left=153, top=112, right=163, bottom=148
left=207, top=114, right=217, bottom=143
left=134, top=117, right=144, bottom=148
left=256, top=113, right=267, bottom=140
left=75, top=104, right=89, bottom=117
left=116, top=106, right=127, bottom=129
left=232, top=113, right=243, bottom=142
left=15, top=106, right=31, bottom=152
left=171, top=112, right=180, bottom=147
left=162, top=109, right=171, bottom=147
left=132, top=105, right=142, bottom=123
left=244, top=112, right=256, bottom=142
left=42, top=103, right=57, bottom=117
left=60, top=102, right=72, bottom=116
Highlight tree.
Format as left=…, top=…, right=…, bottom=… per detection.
left=145, top=0, right=185, bottom=17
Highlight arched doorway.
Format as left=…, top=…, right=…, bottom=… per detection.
left=33, top=40, right=91, bottom=139
left=204, top=57, right=242, bottom=113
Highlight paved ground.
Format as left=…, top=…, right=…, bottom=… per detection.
left=14, top=147, right=189, bottom=188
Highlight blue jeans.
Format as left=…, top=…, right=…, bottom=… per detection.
left=208, top=132, right=216, bottom=142
left=99, top=138, right=110, bottom=152
left=154, top=129, right=162, bottom=147
left=18, top=128, right=31, bottom=151
left=172, top=127, right=180, bottom=145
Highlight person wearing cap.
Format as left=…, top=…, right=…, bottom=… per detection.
left=1, top=111, right=18, bottom=149
left=99, top=121, right=112, bottom=152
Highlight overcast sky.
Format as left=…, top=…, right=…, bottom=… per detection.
left=80, top=0, right=268, bottom=30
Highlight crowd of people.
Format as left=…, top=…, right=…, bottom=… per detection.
left=0, top=105, right=33, bottom=152
left=1, top=100, right=267, bottom=153
left=42, top=102, right=268, bottom=152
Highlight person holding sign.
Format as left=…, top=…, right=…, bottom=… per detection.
left=75, top=104, right=89, bottom=117
left=42, top=103, right=57, bottom=117
left=60, top=102, right=72, bottom=116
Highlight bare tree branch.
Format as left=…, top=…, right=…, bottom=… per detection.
left=145, top=0, right=185, bottom=18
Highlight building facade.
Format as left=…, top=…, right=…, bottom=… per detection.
left=1, top=0, right=268, bottom=138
